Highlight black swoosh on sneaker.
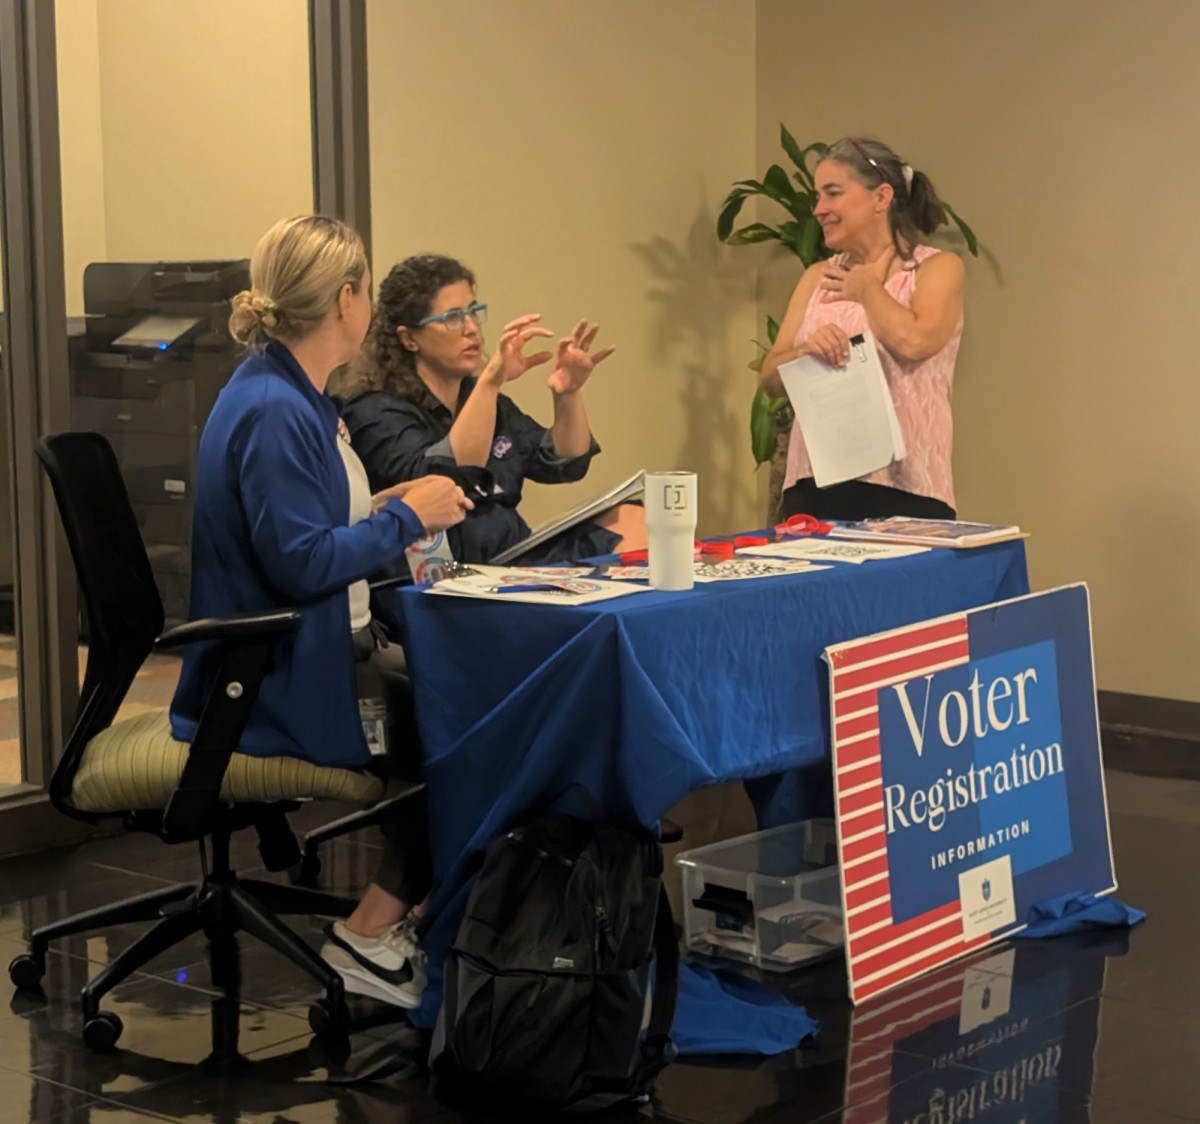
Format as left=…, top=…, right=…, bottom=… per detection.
left=323, top=923, right=415, bottom=986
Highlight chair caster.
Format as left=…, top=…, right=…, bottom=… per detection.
left=308, top=1028, right=351, bottom=1067
left=308, top=997, right=350, bottom=1041
left=288, top=853, right=321, bottom=887
left=83, top=1011, right=124, bottom=1053
left=8, top=953, right=45, bottom=991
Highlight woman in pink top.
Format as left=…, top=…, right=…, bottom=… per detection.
left=760, top=137, right=965, bottom=521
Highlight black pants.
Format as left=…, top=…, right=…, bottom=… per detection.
left=781, top=478, right=955, bottom=522
left=353, top=626, right=432, bottom=905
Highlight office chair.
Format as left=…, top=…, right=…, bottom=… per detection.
left=6, top=432, right=405, bottom=1057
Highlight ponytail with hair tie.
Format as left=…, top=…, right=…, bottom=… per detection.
left=248, top=292, right=279, bottom=329
left=227, top=214, right=367, bottom=350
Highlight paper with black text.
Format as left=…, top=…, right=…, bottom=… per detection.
left=778, top=330, right=904, bottom=488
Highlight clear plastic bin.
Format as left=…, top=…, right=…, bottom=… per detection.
left=675, top=819, right=844, bottom=972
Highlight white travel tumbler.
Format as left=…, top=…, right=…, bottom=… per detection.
left=645, top=471, right=698, bottom=591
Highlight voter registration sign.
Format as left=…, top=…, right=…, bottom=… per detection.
left=826, top=585, right=1115, bottom=1003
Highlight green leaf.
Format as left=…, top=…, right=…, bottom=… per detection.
left=799, top=214, right=823, bottom=266
left=717, top=192, right=747, bottom=241
left=766, top=316, right=780, bottom=345
left=780, top=124, right=807, bottom=173
left=761, top=164, right=798, bottom=209
left=727, top=223, right=780, bottom=245
left=942, top=203, right=979, bottom=256
left=750, top=389, right=781, bottom=466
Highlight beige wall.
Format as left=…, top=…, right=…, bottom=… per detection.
left=366, top=0, right=761, bottom=535
left=55, top=0, right=311, bottom=307
left=56, top=0, right=108, bottom=316
left=757, top=0, right=1200, bottom=701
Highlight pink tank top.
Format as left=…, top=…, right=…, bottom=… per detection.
left=783, top=244, right=960, bottom=510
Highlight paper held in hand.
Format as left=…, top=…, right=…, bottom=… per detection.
left=491, top=470, right=645, bottom=566
left=777, top=330, right=904, bottom=488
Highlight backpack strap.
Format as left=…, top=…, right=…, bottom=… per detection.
left=642, top=882, right=680, bottom=1071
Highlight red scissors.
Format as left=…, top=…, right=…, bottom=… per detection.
left=774, top=513, right=833, bottom=538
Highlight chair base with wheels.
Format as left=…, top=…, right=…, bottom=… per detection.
left=9, top=809, right=361, bottom=1055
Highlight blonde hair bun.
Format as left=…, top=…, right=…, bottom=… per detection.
left=229, top=215, right=367, bottom=349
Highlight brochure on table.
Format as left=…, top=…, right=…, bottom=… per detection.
left=603, top=559, right=831, bottom=583
left=829, top=517, right=1024, bottom=550
left=825, top=584, right=1115, bottom=1004
left=737, top=539, right=930, bottom=564
left=425, top=565, right=646, bottom=606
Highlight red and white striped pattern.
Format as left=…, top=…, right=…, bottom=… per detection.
left=830, top=613, right=988, bottom=1003
left=841, top=956, right=983, bottom=1123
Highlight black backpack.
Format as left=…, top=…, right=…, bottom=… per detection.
left=429, top=810, right=679, bottom=1113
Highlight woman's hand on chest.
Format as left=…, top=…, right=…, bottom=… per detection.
left=820, top=247, right=897, bottom=304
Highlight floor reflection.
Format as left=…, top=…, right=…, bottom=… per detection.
left=0, top=770, right=1191, bottom=1122
left=655, top=930, right=1123, bottom=1124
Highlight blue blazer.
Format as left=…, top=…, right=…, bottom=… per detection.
left=169, top=341, right=425, bottom=767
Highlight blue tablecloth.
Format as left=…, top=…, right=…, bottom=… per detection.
left=391, top=539, right=1029, bottom=1027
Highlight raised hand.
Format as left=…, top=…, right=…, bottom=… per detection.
left=548, top=320, right=616, bottom=395
left=480, top=314, right=554, bottom=388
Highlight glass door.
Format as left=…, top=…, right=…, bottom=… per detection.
left=0, top=0, right=322, bottom=852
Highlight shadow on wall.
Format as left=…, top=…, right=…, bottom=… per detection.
left=630, top=202, right=761, bottom=537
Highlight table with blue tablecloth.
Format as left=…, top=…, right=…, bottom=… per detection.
left=389, top=539, right=1030, bottom=1027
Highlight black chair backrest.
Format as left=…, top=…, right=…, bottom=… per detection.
left=36, top=432, right=165, bottom=816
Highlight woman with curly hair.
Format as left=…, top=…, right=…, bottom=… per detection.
left=338, top=254, right=646, bottom=564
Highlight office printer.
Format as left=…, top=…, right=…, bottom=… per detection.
left=70, top=260, right=250, bottom=626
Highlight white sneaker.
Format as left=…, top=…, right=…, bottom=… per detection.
left=320, top=916, right=426, bottom=1009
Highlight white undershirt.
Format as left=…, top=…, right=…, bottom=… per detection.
left=336, top=433, right=373, bottom=632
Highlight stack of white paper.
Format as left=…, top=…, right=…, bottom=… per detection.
left=777, top=330, right=904, bottom=488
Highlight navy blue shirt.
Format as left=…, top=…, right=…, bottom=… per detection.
left=170, top=341, right=425, bottom=768
left=340, top=379, right=599, bottom=563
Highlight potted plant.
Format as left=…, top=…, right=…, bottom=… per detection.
left=718, top=126, right=978, bottom=514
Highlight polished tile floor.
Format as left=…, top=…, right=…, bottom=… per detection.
left=0, top=768, right=1190, bottom=1123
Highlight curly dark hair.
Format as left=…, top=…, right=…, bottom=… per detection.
left=343, top=253, right=476, bottom=405
left=823, top=137, right=945, bottom=261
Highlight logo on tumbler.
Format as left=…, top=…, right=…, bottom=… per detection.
left=663, top=484, right=689, bottom=511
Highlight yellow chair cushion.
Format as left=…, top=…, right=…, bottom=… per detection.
left=70, top=708, right=385, bottom=814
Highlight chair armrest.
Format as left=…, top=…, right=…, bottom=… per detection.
left=156, top=609, right=301, bottom=651
left=160, top=625, right=291, bottom=842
